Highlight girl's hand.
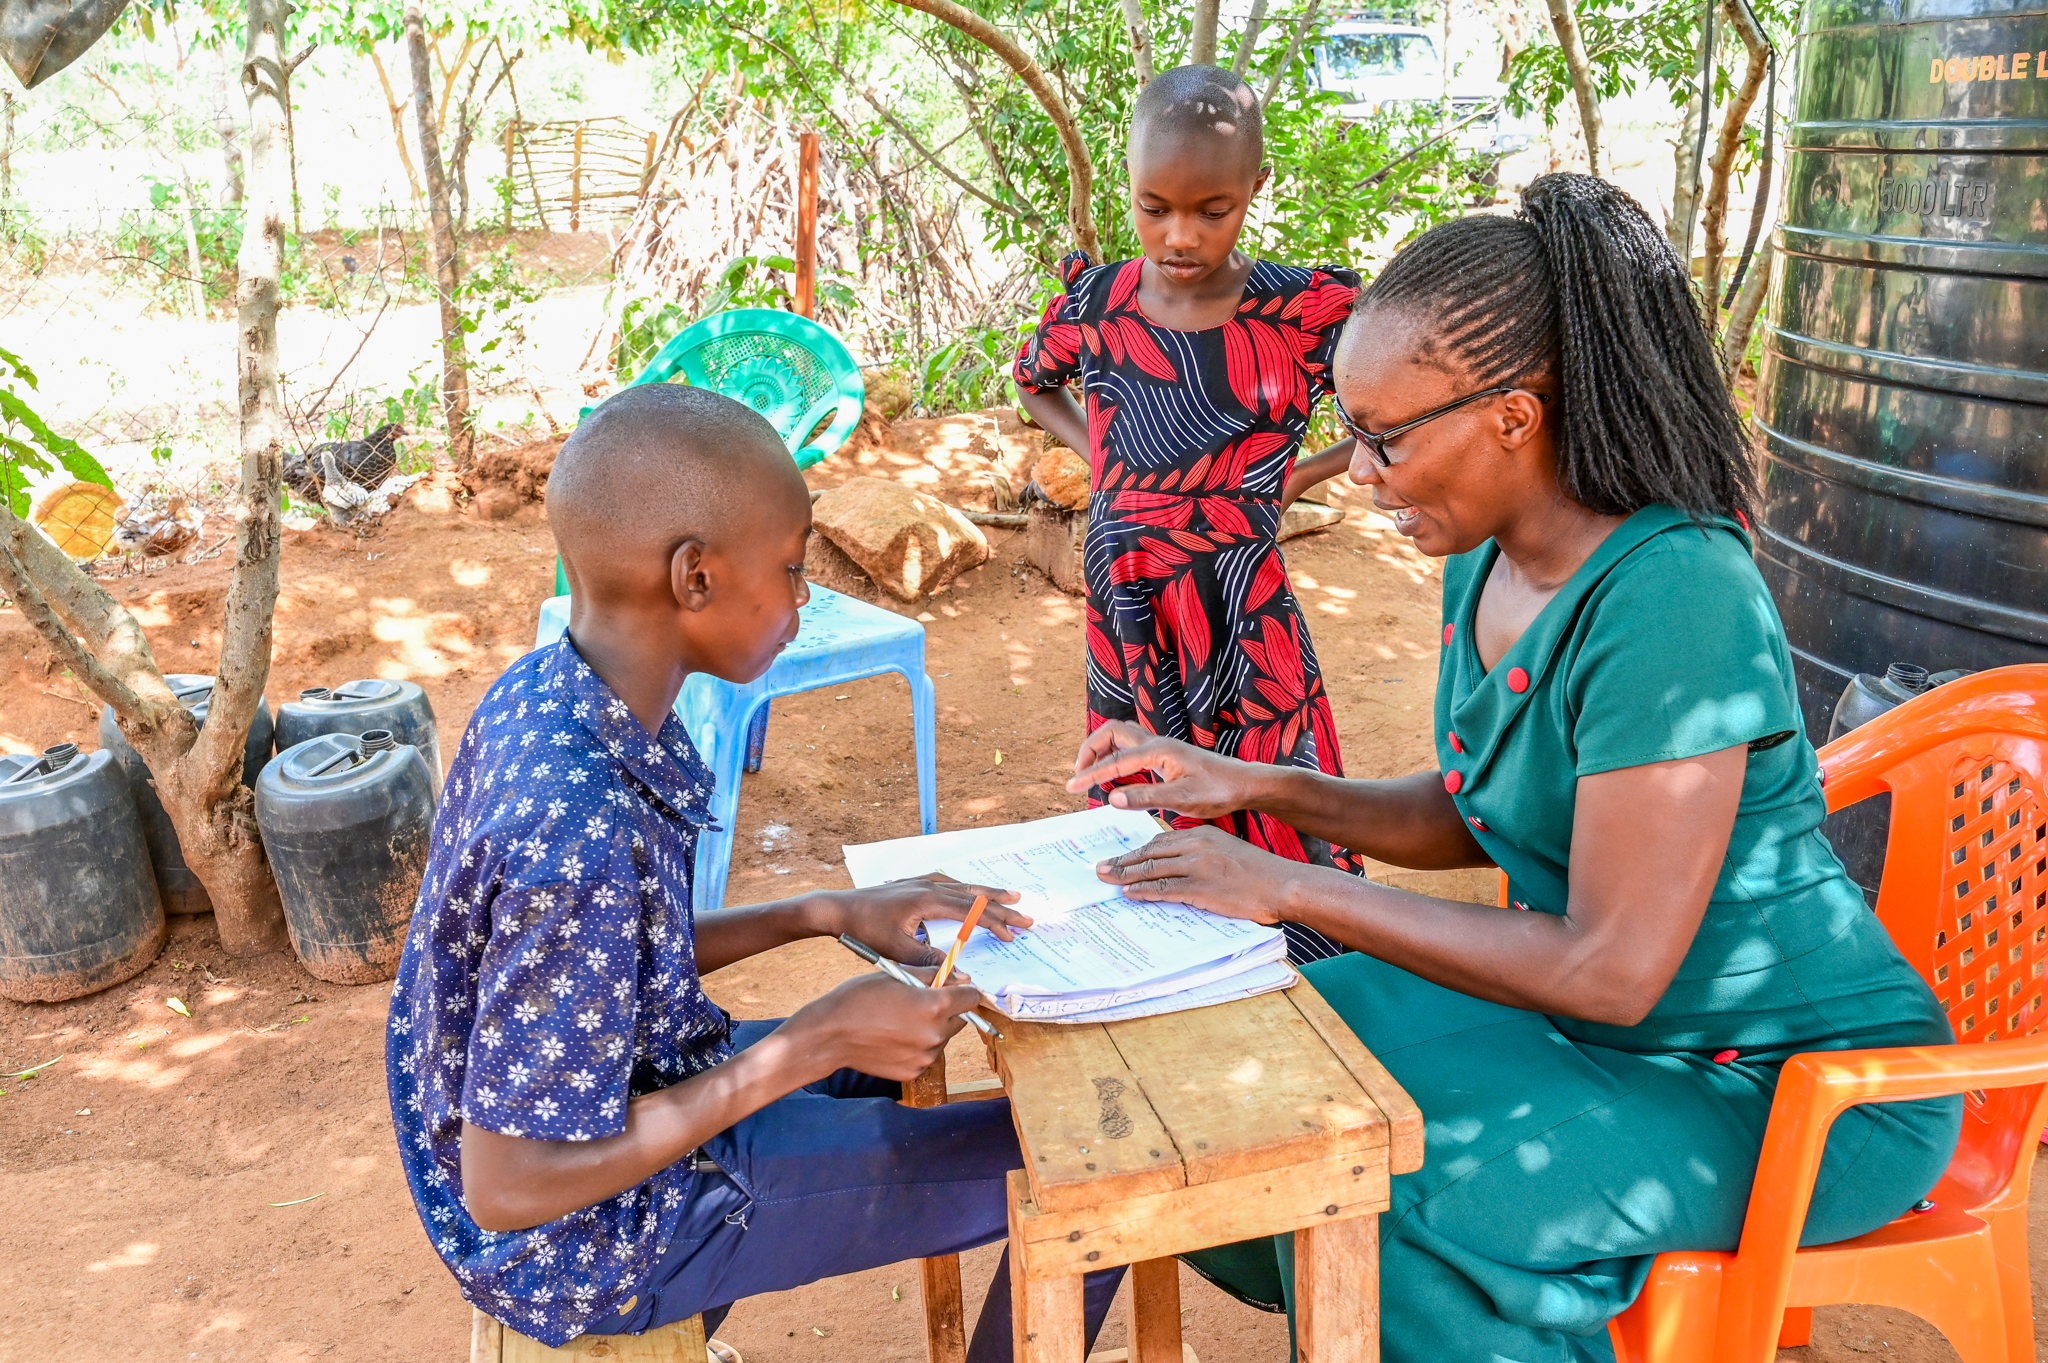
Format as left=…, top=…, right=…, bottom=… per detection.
left=1068, top=721, right=1263, bottom=820
left=1094, top=826, right=1291, bottom=926
left=817, top=878, right=1028, bottom=968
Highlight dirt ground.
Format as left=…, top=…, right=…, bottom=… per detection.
left=0, top=419, right=2028, bottom=1362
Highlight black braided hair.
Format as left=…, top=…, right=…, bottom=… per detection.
left=1356, top=173, right=1754, bottom=523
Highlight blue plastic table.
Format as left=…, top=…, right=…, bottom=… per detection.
left=534, top=589, right=938, bottom=911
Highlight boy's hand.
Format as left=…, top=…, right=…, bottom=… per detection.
left=781, top=973, right=986, bottom=1082
left=813, top=878, right=1029, bottom=967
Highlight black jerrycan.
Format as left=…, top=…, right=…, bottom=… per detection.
left=256, top=730, right=435, bottom=985
left=0, top=743, right=165, bottom=1002
left=99, top=674, right=274, bottom=916
left=275, top=679, right=441, bottom=796
left=1823, top=663, right=1973, bottom=901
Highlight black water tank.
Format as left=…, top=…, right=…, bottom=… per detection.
left=274, top=679, right=441, bottom=795
left=255, top=730, right=434, bottom=985
left=1755, top=0, right=2048, bottom=739
left=99, top=675, right=274, bottom=916
left=0, top=743, right=164, bottom=1001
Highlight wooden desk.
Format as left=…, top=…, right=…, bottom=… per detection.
left=983, top=979, right=1422, bottom=1363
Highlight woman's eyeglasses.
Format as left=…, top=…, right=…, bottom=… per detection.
left=1333, top=386, right=1547, bottom=467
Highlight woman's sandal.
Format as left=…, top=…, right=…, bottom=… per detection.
left=707, top=1339, right=743, bottom=1363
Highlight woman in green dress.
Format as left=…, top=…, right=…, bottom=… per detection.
left=1066, top=174, right=1961, bottom=1362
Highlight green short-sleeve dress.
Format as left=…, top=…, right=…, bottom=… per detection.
left=1184, top=506, right=1960, bottom=1362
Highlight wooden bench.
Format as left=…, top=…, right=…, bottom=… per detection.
left=981, top=978, right=1422, bottom=1363
left=470, top=1308, right=711, bottom=1361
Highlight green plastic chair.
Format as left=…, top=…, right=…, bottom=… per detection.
left=557, top=308, right=868, bottom=596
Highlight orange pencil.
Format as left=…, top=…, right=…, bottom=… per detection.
left=932, top=895, right=988, bottom=988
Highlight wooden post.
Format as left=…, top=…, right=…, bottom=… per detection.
left=569, top=121, right=585, bottom=232
left=502, top=121, right=515, bottom=232
left=1130, top=1258, right=1183, bottom=1363
left=1295, top=1215, right=1379, bottom=1363
left=795, top=128, right=819, bottom=318
left=904, top=1053, right=968, bottom=1363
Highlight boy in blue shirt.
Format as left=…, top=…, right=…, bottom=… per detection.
left=386, top=385, right=1122, bottom=1356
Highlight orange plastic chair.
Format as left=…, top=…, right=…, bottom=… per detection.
left=1598, top=663, right=2048, bottom=1363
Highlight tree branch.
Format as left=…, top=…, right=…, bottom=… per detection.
left=1542, top=0, right=1604, bottom=177
left=886, top=0, right=1098, bottom=258
left=1261, top=0, right=1323, bottom=107
left=0, top=500, right=179, bottom=714
left=1701, top=0, right=1769, bottom=325
left=858, top=82, right=1039, bottom=225
left=1119, top=0, right=1155, bottom=85
left=1232, top=0, right=1271, bottom=77
left=0, top=539, right=139, bottom=717
left=1191, top=0, right=1222, bottom=65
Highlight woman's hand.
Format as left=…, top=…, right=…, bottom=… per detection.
left=1068, top=721, right=1266, bottom=820
left=1095, top=826, right=1294, bottom=925
left=811, top=877, right=1028, bottom=968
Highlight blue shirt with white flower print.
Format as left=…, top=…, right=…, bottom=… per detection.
left=386, top=636, right=732, bottom=1346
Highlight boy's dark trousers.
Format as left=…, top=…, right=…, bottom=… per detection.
left=582, top=1021, right=1124, bottom=1360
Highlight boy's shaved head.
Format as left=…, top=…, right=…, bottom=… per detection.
left=548, top=383, right=807, bottom=603
left=1130, top=64, right=1264, bottom=166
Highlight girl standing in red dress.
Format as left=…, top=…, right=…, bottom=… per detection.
left=1014, top=64, right=1362, bottom=962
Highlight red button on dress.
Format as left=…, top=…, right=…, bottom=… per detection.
left=1469, top=816, right=1486, bottom=830
left=1443, top=622, right=1454, bottom=646
left=1712, top=1049, right=1739, bottom=1064
left=1444, top=770, right=1463, bottom=794
left=1507, top=666, right=1530, bottom=693
left=1448, top=732, right=1464, bottom=753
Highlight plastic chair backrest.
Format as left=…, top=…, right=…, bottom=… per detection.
left=1818, top=664, right=2048, bottom=1045
left=630, top=308, right=865, bottom=471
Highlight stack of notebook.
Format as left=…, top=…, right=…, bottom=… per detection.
left=843, top=806, right=1296, bottom=1023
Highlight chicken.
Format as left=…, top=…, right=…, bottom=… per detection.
left=283, top=423, right=406, bottom=507
left=111, top=493, right=203, bottom=559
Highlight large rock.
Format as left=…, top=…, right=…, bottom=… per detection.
left=812, top=477, right=990, bottom=601
left=1033, top=444, right=1091, bottom=511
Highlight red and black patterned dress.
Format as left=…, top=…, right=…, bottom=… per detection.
left=1014, top=252, right=1362, bottom=963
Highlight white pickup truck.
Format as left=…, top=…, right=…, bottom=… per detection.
left=1310, top=18, right=1535, bottom=160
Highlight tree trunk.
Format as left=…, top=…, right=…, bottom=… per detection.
left=3, top=89, right=18, bottom=239
left=192, top=0, right=296, bottom=956
left=1191, top=0, right=1222, bottom=65
left=1718, top=234, right=1773, bottom=374
left=1542, top=0, right=1604, bottom=177
left=888, top=0, right=1098, bottom=260
left=407, top=4, right=472, bottom=467
left=209, top=45, right=245, bottom=206
left=1700, top=0, right=1769, bottom=328
left=173, top=158, right=208, bottom=317
left=1120, top=0, right=1155, bottom=86
left=1667, top=71, right=1704, bottom=257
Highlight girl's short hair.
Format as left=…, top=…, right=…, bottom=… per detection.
left=1356, top=173, right=1755, bottom=524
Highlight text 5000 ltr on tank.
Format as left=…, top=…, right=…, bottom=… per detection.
left=1755, top=0, right=2048, bottom=737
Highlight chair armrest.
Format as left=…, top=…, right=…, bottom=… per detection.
left=1714, top=1035, right=2048, bottom=1359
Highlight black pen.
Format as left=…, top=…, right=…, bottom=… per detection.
left=837, top=934, right=1002, bottom=1038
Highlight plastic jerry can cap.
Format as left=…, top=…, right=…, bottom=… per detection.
left=42, top=742, right=79, bottom=770
left=299, top=687, right=333, bottom=701
left=360, top=729, right=397, bottom=753
left=1885, top=662, right=1930, bottom=693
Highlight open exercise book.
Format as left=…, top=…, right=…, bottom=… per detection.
left=842, top=806, right=1296, bottom=1024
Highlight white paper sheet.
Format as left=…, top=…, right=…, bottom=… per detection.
left=841, top=806, right=1166, bottom=890
left=843, top=807, right=1289, bottom=1023
left=1036, top=960, right=1300, bottom=1024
